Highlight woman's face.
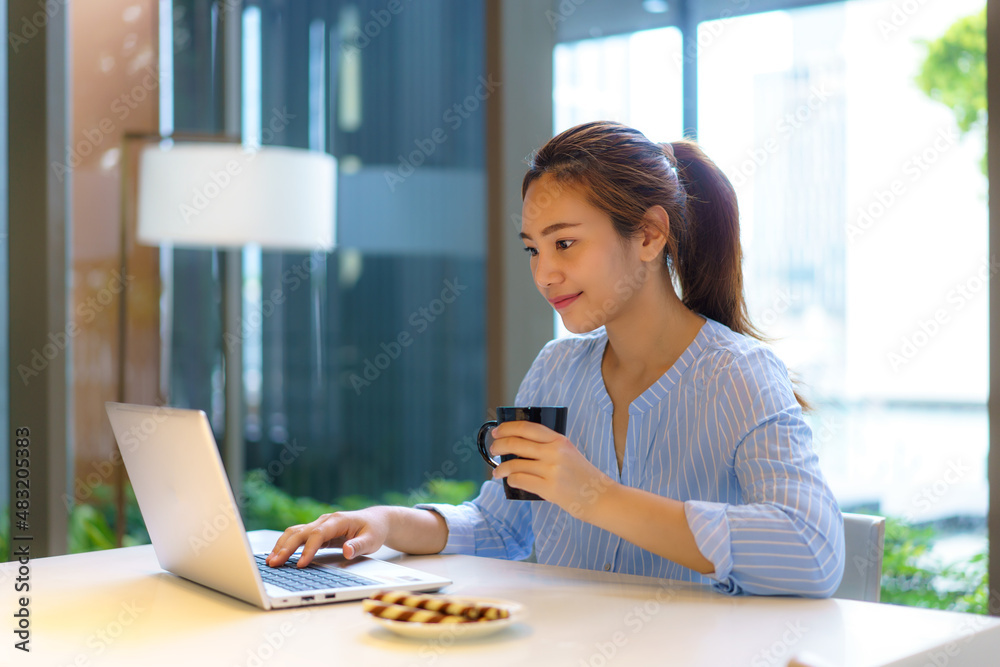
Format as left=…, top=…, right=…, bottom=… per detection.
left=520, top=173, right=650, bottom=334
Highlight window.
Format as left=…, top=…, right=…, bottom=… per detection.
left=698, top=0, right=987, bottom=546
left=553, top=0, right=988, bottom=558
left=170, top=0, right=488, bottom=503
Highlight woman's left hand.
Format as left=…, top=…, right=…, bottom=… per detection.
left=490, top=421, right=616, bottom=520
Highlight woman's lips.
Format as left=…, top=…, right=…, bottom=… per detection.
left=549, top=292, right=582, bottom=309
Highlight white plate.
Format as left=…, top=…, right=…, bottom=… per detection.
left=366, top=596, right=526, bottom=640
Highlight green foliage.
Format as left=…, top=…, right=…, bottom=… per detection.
left=241, top=469, right=478, bottom=531
left=241, top=469, right=342, bottom=531
left=69, top=481, right=149, bottom=551
left=0, top=506, right=7, bottom=562
left=879, top=517, right=988, bottom=614
left=68, top=504, right=117, bottom=552
left=915, top=7, right=987, bottom=174
left=0, top=471, right=478, bottom=562
left=382, top=478, right=480, bottom=507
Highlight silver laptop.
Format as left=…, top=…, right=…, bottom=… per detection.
left=105, top=401, right=452, bottom=610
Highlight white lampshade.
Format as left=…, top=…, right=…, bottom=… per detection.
left=136, top=142, right=336, bottom=251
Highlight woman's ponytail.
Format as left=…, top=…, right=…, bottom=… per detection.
left=670, top=140, right=759, bottom=339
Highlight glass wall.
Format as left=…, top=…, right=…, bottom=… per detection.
left=697, top=0, right=987, bottom=553
left=553, top=0, right=988, bottom=560
left=170, top=0, right=488, bottom=504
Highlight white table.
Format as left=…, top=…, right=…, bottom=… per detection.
left=2, top=530, right=998, bottom=666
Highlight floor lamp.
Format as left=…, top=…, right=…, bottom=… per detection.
left=117, top=137, right=336, bottom=541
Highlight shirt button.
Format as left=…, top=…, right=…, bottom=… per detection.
left=604, top=563, right=611, bottom=571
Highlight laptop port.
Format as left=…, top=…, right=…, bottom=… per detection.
left=324, top=593, right=337, bottom=599
left=301, top=596, right=314, bottom=602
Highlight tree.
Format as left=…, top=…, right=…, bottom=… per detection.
left=915, top=7, right=987, bottom=175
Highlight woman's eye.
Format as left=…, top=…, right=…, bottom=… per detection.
left=523, top=246, right=538, bottom=257
left=556, top=240, right=574, bottom=250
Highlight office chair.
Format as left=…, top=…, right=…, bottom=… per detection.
left=832, top=512, right=886, bottom=602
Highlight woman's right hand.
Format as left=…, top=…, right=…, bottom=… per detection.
left=266, top=506, right=392, bottom=568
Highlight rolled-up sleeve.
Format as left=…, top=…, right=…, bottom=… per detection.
left=415, top=342, right=558, bottom=560
left=684, top=348, right=845, bottom=597
left=417, top=479, right=533, bottom=559
left=415, top=501, right=480, bottom=554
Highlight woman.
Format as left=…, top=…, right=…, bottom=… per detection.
left=268, top=121, right=845, bottom=597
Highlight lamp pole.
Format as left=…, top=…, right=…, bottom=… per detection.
left=119, top=131, right=242, bottom=546
left=219, top=0, right=245, bottom=502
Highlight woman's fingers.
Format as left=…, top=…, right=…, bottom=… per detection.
left=296, top=524, right=342, bottom=567
left=490, top=434, right=547, bottom=460
left=492, top=420, right=556, bottom=441
left=505, top=471, right=545, bottom=496
left=494, top=455, right=548, bottom=485
left=267, top=514, right=345, bottom=567
left=266, top=524, right=307, bottom=566
left=266, top=508, right=390, bottom=567
left=492, top=435, right=612, bottom=518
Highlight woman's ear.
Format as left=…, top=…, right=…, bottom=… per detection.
left=638, top=206, right=669, bottom=262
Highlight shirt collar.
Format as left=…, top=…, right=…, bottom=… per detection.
left=590, top=318, right=713, bottom=415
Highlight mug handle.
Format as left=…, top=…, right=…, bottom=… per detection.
left=477, top=420, right=499, bottom=469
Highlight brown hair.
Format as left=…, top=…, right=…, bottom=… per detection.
left=522, top=120, right=809, bottom=408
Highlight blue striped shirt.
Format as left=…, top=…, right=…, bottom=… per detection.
left=418, top=317, right=845, bottom=597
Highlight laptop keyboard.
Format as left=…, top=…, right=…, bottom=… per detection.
left=255, top=554, right=380, bottom=592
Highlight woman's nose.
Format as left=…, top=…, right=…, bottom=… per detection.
left=533, top=252, right=562, bottom=288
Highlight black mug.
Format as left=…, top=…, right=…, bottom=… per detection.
left=477, top=406, right=568, bottom=501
